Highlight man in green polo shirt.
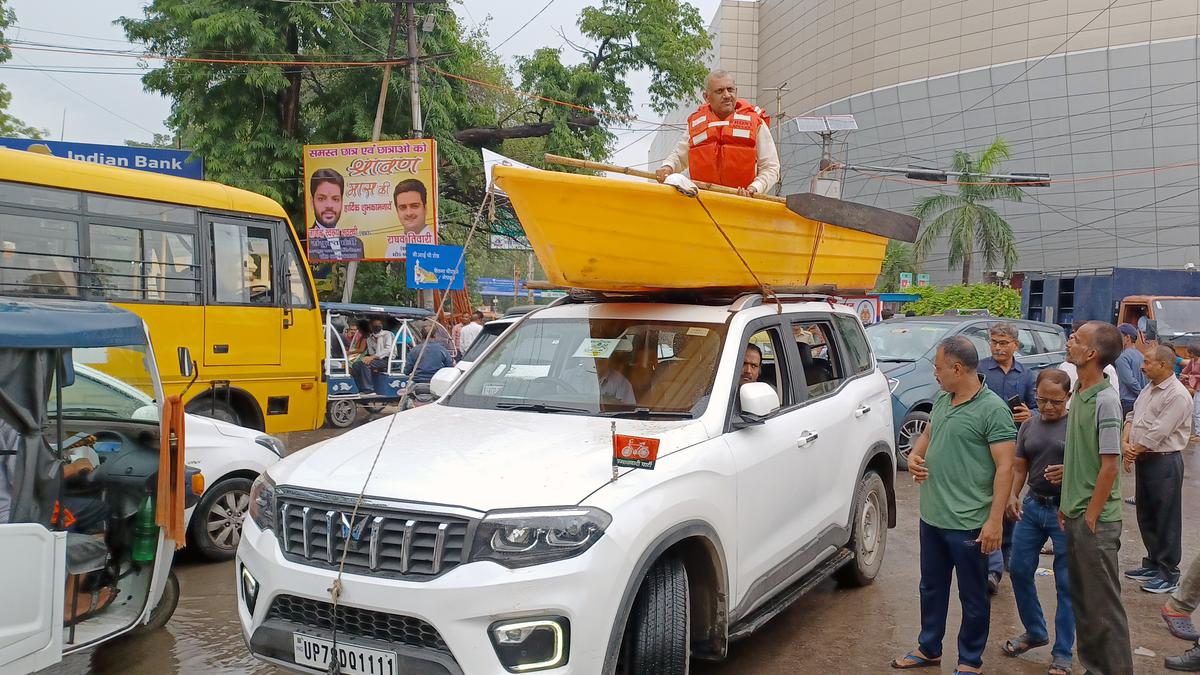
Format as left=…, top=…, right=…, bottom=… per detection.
left=891, top=336, right=1015, bottom=674
left=1059, top=320, right=1133, bottom=674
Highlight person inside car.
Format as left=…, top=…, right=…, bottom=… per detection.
left=740, top=344, right=763, bottom=385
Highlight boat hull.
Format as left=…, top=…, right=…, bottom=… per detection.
left=493, top=165, right=887, bottom=291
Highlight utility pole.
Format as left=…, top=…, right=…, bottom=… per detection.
left=762, top=83, right=789, bottom=195
left=343, top=0, right=439, bottom=303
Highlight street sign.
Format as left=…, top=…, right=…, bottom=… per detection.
left=405, top=244, right=465, bottom=290
left=916, top=273, right=930, bottom=287
left=0, top=137, right=203, bottom=179
left=899, top=272, right=913, bottom=289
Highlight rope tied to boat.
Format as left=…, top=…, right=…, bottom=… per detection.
left=690, top=191, right=773, bottom=305
left=323, top=186, right=495, bottom=675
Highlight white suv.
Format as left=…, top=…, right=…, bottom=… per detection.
left=236, top=292, right=897, bottom=675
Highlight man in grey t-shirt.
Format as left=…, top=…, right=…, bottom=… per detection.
left=1002, top=369, right=1074, bottom=674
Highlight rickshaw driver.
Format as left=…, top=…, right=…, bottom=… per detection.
left=351, top=318, right=396, bottom=395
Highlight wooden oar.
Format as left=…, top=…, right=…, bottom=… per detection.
left=543, top=153, right=787, bottom=204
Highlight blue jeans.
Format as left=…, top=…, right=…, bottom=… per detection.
left=1009, top=496, right=1074, bottom=662
left=918, top=520, right=991, bottom=669
left=986, top=518, right=1015, bottom=576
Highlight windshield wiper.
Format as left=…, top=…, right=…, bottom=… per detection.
left=601, top=407, right=694, bottom=419
left=876, top=357, right=916, bottom=363
left=493, top=402, right=589, bottom=414
left=49, top=406, right=122, bottom=418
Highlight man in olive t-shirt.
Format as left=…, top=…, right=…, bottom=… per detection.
left=1060, top=321, right=1133, bottom=674
left=891, top=336, right=1016, bottom=674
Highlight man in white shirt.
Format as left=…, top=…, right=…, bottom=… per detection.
left=351, top=318, right=396, bottom=394
left=459, top=311, right=484, bottom=354
left=655, top=70, right=780, bottom=197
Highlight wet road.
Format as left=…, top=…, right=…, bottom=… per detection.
left=52, top=421, right=1200, bottom=674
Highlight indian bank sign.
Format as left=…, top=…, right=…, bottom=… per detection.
left=0, top=138, right=204, bottom=179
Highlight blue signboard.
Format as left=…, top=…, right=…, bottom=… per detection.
left=0, top=138, right=204, bottom=179
left=406, top=244, right=466, bottom=290
left=476, top=277, right=566, bottom=299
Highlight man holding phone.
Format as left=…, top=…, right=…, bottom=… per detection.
left=978, top=322, right=1037, bottom=592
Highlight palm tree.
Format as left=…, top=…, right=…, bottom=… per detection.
left=875, top=240, right=916, bottom=292
left=913, top=138, right=1022, bottom=284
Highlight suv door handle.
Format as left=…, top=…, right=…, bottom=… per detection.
left=796, top=431, right=819, bottom=447
left=854, top=405, right=871, bottom=418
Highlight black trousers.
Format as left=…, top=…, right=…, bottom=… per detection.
left=1135, top=451, right=1184, bottom=581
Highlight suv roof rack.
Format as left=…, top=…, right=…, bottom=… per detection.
left=554, top=285, right=869, bottom=310
left=942, top=308, right=991, bottom=316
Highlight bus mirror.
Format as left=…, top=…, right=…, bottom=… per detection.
left=178, top=347, right=194, bottom=378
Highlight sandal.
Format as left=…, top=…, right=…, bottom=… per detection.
left=1002, top=633, right=1049, bottom=656
left=891, top=651, right=941, bottom=669
left=1048, top=656, right=1072, bottom=675
left=1163, top=606, right=1200, bottom=641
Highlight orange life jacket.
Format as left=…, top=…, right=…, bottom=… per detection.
left=686, top=99, right=770, bottom=189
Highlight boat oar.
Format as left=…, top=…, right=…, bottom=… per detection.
left=543, top=153, right=787, bottom=203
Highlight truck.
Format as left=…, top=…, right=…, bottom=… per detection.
left=1022, top=267, right=1200, bottom=353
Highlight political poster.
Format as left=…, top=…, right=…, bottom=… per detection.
left=405, top=244, right=465, bottom=290
left=302, top=139, right=438, bottom=262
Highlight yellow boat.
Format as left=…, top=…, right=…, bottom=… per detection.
left=492, top=165, right=917, bottom=292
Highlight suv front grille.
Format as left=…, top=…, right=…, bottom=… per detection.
left=276, top=494, right=473, bottom=579
left=267, top=595, right=449, bottom=652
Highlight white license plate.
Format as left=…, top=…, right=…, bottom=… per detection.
left=293, top=633, right=397, bottom=675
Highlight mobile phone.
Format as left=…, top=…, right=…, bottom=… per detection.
left=1007, top=395, right=1023, bottom=411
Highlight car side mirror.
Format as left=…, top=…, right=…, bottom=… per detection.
left=429, top=367, right=461, bottom=398
left=737, top=382, right=779, bottom=426
left=178, top=346, right=194, bottom=378
left=1144, top=319, right=1158, bottom=342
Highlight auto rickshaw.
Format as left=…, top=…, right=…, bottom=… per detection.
left=320, top=302, right=451, bottom=428
left=0, top=297, right=201, bottom=673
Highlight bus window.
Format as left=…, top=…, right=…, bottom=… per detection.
left=0, top=213, right=81, bottom=296
left=0, top=181, right=79, bottom=211
left=212, top=221, right=274, bottom=305
left=86, top=193, right=194, bottom=224
left=89, top=224, right=142, bottom=300
left=280, top=235, right=313, bottom=308
left=143, top=230, right=199, bottom=303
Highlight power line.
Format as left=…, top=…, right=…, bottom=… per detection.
left=493, top=0, right=556, bottom=51
left=10, top=52, right=158, bottom=135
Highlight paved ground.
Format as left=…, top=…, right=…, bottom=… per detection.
left=51, top=418, right=1200, bottom=674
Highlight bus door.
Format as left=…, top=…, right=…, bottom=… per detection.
left=204, top=216, right=282, bottom=366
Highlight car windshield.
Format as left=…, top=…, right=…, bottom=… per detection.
left=865, top=321, right=952, bottom=361
left=48, top=345, right=159, bottom=422
left=460, top=321, right=511, bottom=362
left=1155, top=300, right=1200, bottom=335
left=443, top=317, right=727, bottom=417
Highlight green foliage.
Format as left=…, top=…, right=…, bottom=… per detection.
left=875, top=240, right=916, bottom=293
left=516, top=0, right=709, bottom=162
left=0, top=2, right=47, bottom=139
left=905, top=284, right=1021, bottom=319
left=913, top=137, right=1023, bottom=284
left=125, top=133, right=175, bottom=148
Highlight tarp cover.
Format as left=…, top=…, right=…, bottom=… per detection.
left=0, top=349, right=59, bottom=526
left=0, top=297, right=147, bottom=348
left=321, top=302, right=433, bottom=319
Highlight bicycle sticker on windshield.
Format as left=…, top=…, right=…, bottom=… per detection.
left=574, top=338, right=621, bottom=358
left=613, top=434, right=660, bottom=470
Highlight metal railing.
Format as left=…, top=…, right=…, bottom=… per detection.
left=0, top=248, right=201, bottom=303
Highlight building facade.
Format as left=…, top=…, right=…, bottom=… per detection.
left=650, top=0, right=1200, bottom=284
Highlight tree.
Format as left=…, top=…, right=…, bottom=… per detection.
left=913, top=138, right=1022, bottom=284
left=126, top=133, right=176, bottom=148
left=515, top=0, right=710, bottom=162
left=875, top=240, right=916, bottom=293
left=0, top=2, right=47, bottom=139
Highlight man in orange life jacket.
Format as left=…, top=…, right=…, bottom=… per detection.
left=655, top=70, right=780, bottom=197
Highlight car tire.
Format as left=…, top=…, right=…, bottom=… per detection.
left=895, top=410, right=929, bottom=471
left=622, top=556, right=690, bottom=675
left=326, top=400, right=357, bottom=428
left=835, top=471, right=889, bottom=588
left=186, top=397, right=240, bottom=426
left=188, top=477, right=253, bottom=561
left=131, top=570, right=179, bottom=635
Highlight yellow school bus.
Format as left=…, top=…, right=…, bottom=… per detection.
left=0, top=149, right=325, bottom=432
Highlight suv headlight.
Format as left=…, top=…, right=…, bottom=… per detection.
left=471, top=507, right=612, bottom=569
left=248, top=474, right=277, bottom=533
left=887, top=377, right=900, bottom=393
left=254, top=434, right=286, bottom=457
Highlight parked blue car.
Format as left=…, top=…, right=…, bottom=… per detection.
left=864, top=311, right=1067, bottom=470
